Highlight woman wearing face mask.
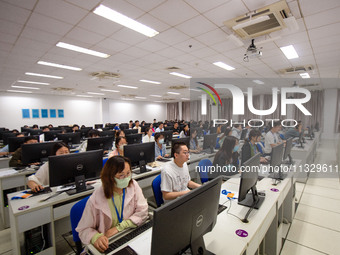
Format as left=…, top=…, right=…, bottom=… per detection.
left=190, top=129, right=202, bottom=153
left=154, top=133, right=169, bottom=160
left=212, top=136, right=239, bottom=179
left=109, top=137, right=127, bottom=157
left=241, top=129, right=268, bottom=164
left=76, top=156, right=148, bottom=253
left=27, top=142, right=70, bottom=192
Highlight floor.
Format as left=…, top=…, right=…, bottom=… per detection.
left=0, top=138, right=339, bottom=255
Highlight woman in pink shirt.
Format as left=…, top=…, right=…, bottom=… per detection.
left=109, top=136, right=127, bottom=158
left=76, top=156, right=148, bottom=253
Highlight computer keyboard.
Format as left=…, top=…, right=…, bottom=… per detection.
left=105, top=220, right=153, bottom=254
left=156, top=157, right=171, bottom=162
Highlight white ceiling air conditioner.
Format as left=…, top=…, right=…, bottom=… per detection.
left=279, top=65, right=314, bottom=74
left=223, top=0, right=291, bottom=39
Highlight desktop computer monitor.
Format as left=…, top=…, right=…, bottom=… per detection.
left=307, top=126, right=314, bottom=140
left=203, top=133, right=218, bottom=153
left=151, top=176, right=222, bottom=255
left=124, top=129, right=138, bottom=135
left=269, top=143, right=285, bottom=180
left=43, top=130, right=62, bottom=141
left=164, top=126, right=173, bottom=131
left=240, top=129, right=248, bottom=140
left=238, top=153, right=264, bottom=223
left=159, top=131, right=173, bottom=145
left=297, top=131, right=305, bottom=148
left=2, top=132, right=17, bottom=145
left=124, top=142, right=155, bottom=174
left=171, top=137, right=190, bottom=157
left=119, top=123, right=129, bottom=130
left=94, top=124, right=103, bottom=129
left=29, top=129, right=43, bottom=136
left=86, top=137, right=114, bottom=151
left=21, top=141, right=59, bottom=165
left=76, top=127, right=92, bottom=138
left=314, top=122, right=320, bottom=132
left=56, top=133, right=81, bottom=147
left=282, top=138, right=293, bottom=165
left=8, top=136, right=39, bottom=152
left=125, top=134, right=142, bottom=144
left=49, top=149, right=103, bottom=195
left=99, top=130, right=115, bottom=137
left=209, top=126, right=217, bottom=134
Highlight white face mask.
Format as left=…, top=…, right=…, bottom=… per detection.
left=119, top=144, right=126, bottom=151
left=159, top=139, right=164, bottom=144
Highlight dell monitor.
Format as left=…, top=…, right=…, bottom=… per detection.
left=49, top=149, right=103, bottom=195
left=99, top=130, right=115, bottom=137
left=159, top=130, right=173, bottom=146
left=151, top=176, right=222, bottom=255
left=28, top=129, right=43, bottom=136
left=282, top=138, right=294, bottom=165
left=124, top=142, right=155, bottom=174
left=86, top=137, right=114, bottom=151
left=21, top=141, right=59, bottom=165
left=57, top=132, right=81, bottom=148
left=2, top=132, right=17, bottom=145
left=125, top=134, right=142, bottom=145
left=203, top=133, right=218, bottom=153
left=171, top=137, right=190, bottom=157
left=238, top=153, right=264, bottom=223
left=8, top=136, right=39, bottom=153
left=94, top=124, right=103, bottom=129
left=296, top=131, right=304, bottom=149
left=124, top=129, right=138, bottom=135
left=119, top=123, right=129, bottom=130
left=43, top=130, right=62, bottom=141
left=76, top=127, right=92, bottom=138
left=269, top=143, right=285, bottom=180
left=209, top=126, right=217, bottom=134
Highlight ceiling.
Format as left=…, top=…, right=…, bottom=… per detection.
left=0, top=0, right=339, bottom=103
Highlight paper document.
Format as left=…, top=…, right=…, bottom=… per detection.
left=128, top=228, right=152, bottom=255
left=0, top=169, right=18, bottom=177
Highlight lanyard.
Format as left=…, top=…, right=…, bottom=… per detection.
left=271, top=131, right=277, bottom=143
left=112, top=189, right=125, bottom=223
left=251, top=143, right=257, bottom=154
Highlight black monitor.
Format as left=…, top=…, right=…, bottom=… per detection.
left=58, top=126, right=72, bottom=132
left=269, top=143, right=285, bottom=180
left=86, top=137, right=114, bottom=151
left=171, top=137, right=190, bottom=157
left=99, top=130, right=115, bottom=137
left=164, top=126, right=173, bottom=131
left=209, top=126, right=217, bottom=134
left=57, top=133, right=81, bottom=147
left=307, top=126, right=314, bottom=140
left=2, top=132, right=16, bottom=145
left=21, top=141, right=59, bottom=165
left=151, top=176, right=222, bottom=255
left=94, top=124, right=103, bottom=129
left=8, top=136, right=38, bottom=152
left=240, top=129, right=248, bottom=140
left=43, top=130, right=62, bottom=141
left=124, top=129, right=138, bottom=135
left=238, top=153, right=264, bottom=223
left=76, top=127, right=92, bottom=138
left=203, top=133, right=218, bottom=153
left=119, top=123, right=129, bottom=130
left=20, top=127, right=30, bottom=133
left=125, top=134, right=142, bottom=144
left=49, top=149, right=103, bottom=195
left=159, top=130, right=173, bottom=145
left=282, top=138, right=293, bottom=165
left=315, top=121, right=320, bottom=132
left=29, top=129, right=43, bottom=136
left=124, top=142, right=155, bottom=174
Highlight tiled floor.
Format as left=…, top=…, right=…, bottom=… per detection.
left=0, top=138, right=339, bottom=255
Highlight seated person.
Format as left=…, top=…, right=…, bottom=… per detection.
left=172, top=122, right=180, bottom=135
left=76, top=156, right=148, bottom=253
left=72, top=124, right=80, bottom=133
left=109, top=136, right=127, bottom=157
left=155, top=122, right=164, bottom=133
left=212, top=136, right=239, bottom=178
left=264, top=121, right=283, bottom=155
left=27, top=142, right=70, bottom=192
left=179, top=124, right=189, bottom=138
left=218, top=128, right=232, bottom=148
left=142, top=127, right=155, bottom=143
left=241, top=130, right=267, bottom=164
left=161, top=142, right=201, bottom=203
left=133, top=120, right=141, bottom=133
left=231, top=124, right=242, bottom=139
left=113, top=123, right=120, bottom=131
left=0, top=132, right=25, bottom=156
left=284, top=123, right=302, bottom=140
left=154, top=133, right=169, bottom=160
left=9, top=136, right=39, bottom=167
left=189, top=128, right=202, bottom=153
left=149, top=123, right=155, bottom=133
left=78, top=129, right=100, bottom=152
left=115, top=130, right=125, bottom=138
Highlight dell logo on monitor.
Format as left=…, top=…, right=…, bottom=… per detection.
left=76, top=164, right=84, bottom=171
left=196, top=215, right=204, bottom=228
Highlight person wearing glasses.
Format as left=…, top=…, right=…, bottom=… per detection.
left=76, top=156, right=148, bottom=253
left=161, top=142, right=201, bottom=203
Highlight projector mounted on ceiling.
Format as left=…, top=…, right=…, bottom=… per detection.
left=243, top=39, right=262, bottom=62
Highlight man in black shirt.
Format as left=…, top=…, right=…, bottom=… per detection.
left=173, top=122, right=180, bottom=135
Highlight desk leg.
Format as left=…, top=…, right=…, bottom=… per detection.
left=264, top=203, right=279, bottom=255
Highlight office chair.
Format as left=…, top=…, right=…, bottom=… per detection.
left=102, top=157, right=108, bottom=167
left=215, top=137, right=220, bottom=149
left=70, top=196, right=90, bottom=255
left=279, top=134, right=285, bottom=140
left=198, top=159, right=212, bottom=184
left=152, top=174, right=163, bottom=207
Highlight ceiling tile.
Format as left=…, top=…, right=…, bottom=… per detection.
left=195, top=28, right=230, bottom=46
left=126, top=0, right=167, bottom=13
left=155, top=28, right=190, bottom=46
left=184, top=0, right=230, bottom=13
left=0, top=1, right=32, bottom=25
left=300, top=0, right=340, bottom=16
left=64, top=0, right=101, bottom=11
left=100, top=0, right=145, bottom=20
left=110, top=28, right=148, bottom=46
left=64, top=27, right=106, bottom=46
left=176, top=14, right=217, bottom=37
left=304, top=6, right=340, bottom=30
left=95, top=38, right=130, bottom=54
left=137, top=38, right=168, bottom=52
left=2, top=0, right=37, bottom=10
left=20, top=26, right=61, bottom=45
left=0, top=19, right=24, bottom=37
left=136, top=13, right=170, bottom=33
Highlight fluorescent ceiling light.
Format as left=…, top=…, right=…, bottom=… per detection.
left=150, top=94, right=162, bottom=97
left=87, top=92, right=105, bottom=95
left=280, top=45, right=299, bottom=59
left=139, top=79, right=161, bottom=84
left=155, top=101, right=163, bottom=103
left=253, top=80, right=264, bottom=85
left=117, top=85, right=138, bottom=89
left=135, top=96, right=146, bottom=99
left=213, top=62, right=235, bottom=71
left=169, top=72, right=192, bottom=79
left=56, top=42, right=110, bottom=58
left=37, top=61, right=82, bottom=71
left=12, top=85, right=40, bottom=90
left=7, top=90, right=32, bottom=93
left=77, top=95, right=93, bottom=98
left=100, top=89, right=119, bottom=93
left=189, top=88, right=202, bottom=92
left=300, top=73, right=310, bottom=79
left=167, top=92, right=180, bottom=95
left=181, top=98, right=190, bottom=100
left=122, top=98, right=133, bottom=101
left=93, top=4, right=159, bottom=37
left=25, top=72, right=63, bottom=79
left=17, top=80, right=50, bottom=85
left=232, top=15, right=270, bottom=30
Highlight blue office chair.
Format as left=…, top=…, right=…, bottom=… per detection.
left=198, top=159, right=212, bottom=184
left=215, top=137, right=220, bottom=149
left=279, top=134, right=286, bottom=140
left=102, top=157, right=108, bottom=167
left=152, top=174, right=163, bottom=207
left=70, top=196, right=90, bottom=255
left=256, top=143, right=264, bottom=154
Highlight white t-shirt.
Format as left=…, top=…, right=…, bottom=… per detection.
left=161, top=160, right=190, bottom=202
left=264, top=131, right=280, bottom=154
left=142, top=135, right=155, bottom=143
left=27, top=162, right=49, bottom=186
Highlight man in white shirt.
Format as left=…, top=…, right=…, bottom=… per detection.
left=231, top=124, right=242, bottom=139
left=155, top=123, right=164, bottom=133
left=142, top=127, right=155, bottom=143
left=133, top=120, right=141, bottom=133
left=264, top=121, right=283, bottom=154
left=161, top=142, right=201, bottom=202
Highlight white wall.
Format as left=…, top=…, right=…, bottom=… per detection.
left=322, top=89, right=339, bottom=139
left=0, top=93, right=166, bottom=130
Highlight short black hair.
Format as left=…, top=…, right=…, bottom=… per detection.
left=145, top=127, right=151, bottom=133
left=115, top=136, right=127, bottom=148
left=154, top=132, right=163, bottom=141
left=24, top=136, right=38, bottom=143
left=88, top=129, right=100, bottom=137
left=52, top=142, right=69, bottom=155
left=172, top=142, right=188, bottom=156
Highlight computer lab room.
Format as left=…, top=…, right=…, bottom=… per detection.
left=0, top=0, right=339, bottom=254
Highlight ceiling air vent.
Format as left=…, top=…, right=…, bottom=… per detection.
left=223, top=0, right=290, bottom=39
left=279, top=65, right=314, bottom=74
left=299, top=83, right=319, bottom=88
left=166, top=67, right=180, bottom=71
left=168, top=85, right=188, bottom=90
left=52, top=87, right=73, bottom=92
left=90, top=71, right=120, bottom=81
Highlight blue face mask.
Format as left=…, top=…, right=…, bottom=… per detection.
left=233, top=145, right=239, bottom=152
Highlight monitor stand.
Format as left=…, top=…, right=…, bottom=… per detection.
left=133, top=160, right=152, bottom=174
left=66, top=175, right=94, bottom=195
left=209, top=146, right=214, bottom=154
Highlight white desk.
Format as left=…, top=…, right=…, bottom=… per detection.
left=0, top=156, right=10, bottom=168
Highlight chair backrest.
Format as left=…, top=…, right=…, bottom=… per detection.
left=279, top=133, right=285, bottom=140
left=70, top=196, right=90, bottom=254
left=152, top=174, right=163, bottom=207
left=102, top=157, right=108, bottom=167
left=198, top=159, right=212, bottom=184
